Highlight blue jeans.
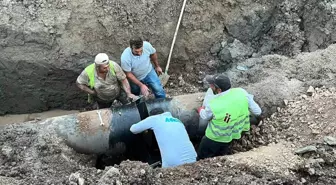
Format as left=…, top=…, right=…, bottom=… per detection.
left=130, top=68, right=166, bottom=99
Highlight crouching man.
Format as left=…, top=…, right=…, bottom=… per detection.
left=76, top=53, right=138, bottom=109
left=130, top=108, right=197, bottom=168
left=197, top=74, right=263, bottom=160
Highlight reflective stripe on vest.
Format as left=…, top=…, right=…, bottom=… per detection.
left=84, top=61, right=116, bottom=89
left=205, top=88, right=250, bottom=143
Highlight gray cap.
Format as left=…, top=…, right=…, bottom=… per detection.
left=206, top=74, right=231, bottom=91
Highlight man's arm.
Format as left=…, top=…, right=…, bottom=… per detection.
left=150, top=53, right=163, bottom=75
left=130, top=117, right=155, bottom=134
left=146, top=41, right=162, bottom=75
left=120, top=78, right=132, bottom=95
left=150, top=53, right=159, bottom=68
left=120, top=78, right=138, bottom=100
left=113, top=62, right=137, bottom=98
left=199, top=106, right=213, bottom=121
left=125, top=71, right=143, bottom=87
left=76, top=82, right=96, bottom=95
left=76, top=71, right=96, bottom=95
left=241, top=88, right=262, bottom=116
left=124, top=71, right=150, bottom=96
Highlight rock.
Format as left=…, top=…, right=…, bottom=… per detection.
left=206, top=60, right=218, bottom=68
left=116, top=180, right=122, bottom=185
left=308, top=168, right=315, bottom=175
left=210, top=43, right=221, bottom=54
left=301, top=94, right=308, bottom=100
left=284, top=99, right=288, bottom=106
left=1, top=145, right=13, bottom=158
left=69, top=172, right=81, bottom=183
left=178, top=75, right=186, bottom=86
left=301, top=178, right=307, bottom=183
left=155, top=173, right=163, bottom=178
left=78, top=178, right=84, bottom=185
left=100, top=167, right=120, bottom=180
left=295, top=145, right=317, bottom=154
left=228, top=39, right=254, bottom=59
left=140, top=169, right=146, bottom=175
left=324, top=136, right=336, bottom=146
left=307, top=86, right=315, bottom=96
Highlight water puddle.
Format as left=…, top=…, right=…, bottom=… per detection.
left=0, top=109, right=79, bottom=125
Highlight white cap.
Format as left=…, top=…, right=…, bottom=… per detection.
left=94, top=53, right=109, bottom=65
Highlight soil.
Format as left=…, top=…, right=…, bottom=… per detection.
left=1, top=0, right=336, bottom=184
left=1, top=0, right=336, bottom=115
left=1, top=85, right=336, bottom=185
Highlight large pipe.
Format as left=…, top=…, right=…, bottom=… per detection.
left=52, top=92, right=205, bottom=156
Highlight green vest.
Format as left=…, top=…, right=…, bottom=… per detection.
left=205, top=88, right=250, bottom=143
left=84, top=61, right=116, bottom=103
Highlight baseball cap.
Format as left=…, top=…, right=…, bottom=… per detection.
left=205, top=74, right=231, bottom=91
left=94, top=53, right=109, bottom=65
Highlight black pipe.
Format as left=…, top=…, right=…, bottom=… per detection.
left=54, top=96, right=205, bottom=157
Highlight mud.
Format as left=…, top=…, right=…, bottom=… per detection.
left=1, top=0, right=336, bottom=184
left=0, top=110, right=78, bottom=125
left=1, top=0, right=336, bottom=114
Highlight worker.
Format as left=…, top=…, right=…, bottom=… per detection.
left=130, top=108, right=197, bottom=168
left=76, top=53, right=138, bottom=109
left=121, top=37, right=166, bottom=99
left=197, top=74, right=263, bottom=160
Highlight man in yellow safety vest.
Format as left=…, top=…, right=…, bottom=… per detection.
left=197, top=74, right=263, bottom=160
left=76, top=53, right=138, bottom=109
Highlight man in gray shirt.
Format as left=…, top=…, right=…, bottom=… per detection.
left=121, top=37, right=166, bottom=99
left=76, top=53, right=137, bottom=109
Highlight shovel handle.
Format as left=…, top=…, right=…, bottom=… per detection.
left=165, top=0, right=188, bottom=74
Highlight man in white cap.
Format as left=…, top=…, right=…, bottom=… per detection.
left=76, top=53, right=138, bottom=109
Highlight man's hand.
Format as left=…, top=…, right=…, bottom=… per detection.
left=89, top=89, right=97, bottom=95
left=256, top=114, right=265, bottom=126
left=155, top=66, right=163, bottom=75
left=140, top=84, right=150, bottom=97
left=127, top=93, right=139, bottom=102
left=197, top=106, right=205, bottom=114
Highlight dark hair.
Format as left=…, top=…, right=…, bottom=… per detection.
left=129, top=37, right=143, bottom=49
left=150, top=108, right=164, bottom=115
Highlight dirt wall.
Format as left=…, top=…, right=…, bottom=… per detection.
left=1, top=0, right=336, bottom=114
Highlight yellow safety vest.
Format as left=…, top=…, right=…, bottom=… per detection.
left=206, top=88, right=250, bottom=143
left=84, top=61, right=116, bottom=103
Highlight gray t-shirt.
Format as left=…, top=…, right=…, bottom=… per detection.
left=76, top=62, right=126, bottom=101
left=120, top=41, right=156, bottom=80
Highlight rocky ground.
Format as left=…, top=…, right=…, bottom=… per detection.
left=1, top=0, right=336, bottom=184
left=1, top=85, right=336, bottom=185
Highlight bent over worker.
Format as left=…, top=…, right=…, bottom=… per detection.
left=130, top=108, right=197, bottom=168
left=121, top=37, right=166, bottom=99
left=76, top=53, right=137, bottom=109
left=197, top=74, right=263, bottom=160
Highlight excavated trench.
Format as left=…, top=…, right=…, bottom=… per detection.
left=2, top=0, right=336, bottom=184
left=57, top=97, right=267, bottom=170
left=1, top=0, right=336, bottom=115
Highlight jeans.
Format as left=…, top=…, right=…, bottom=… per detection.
left=130, top=68, right=166, bottom=99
